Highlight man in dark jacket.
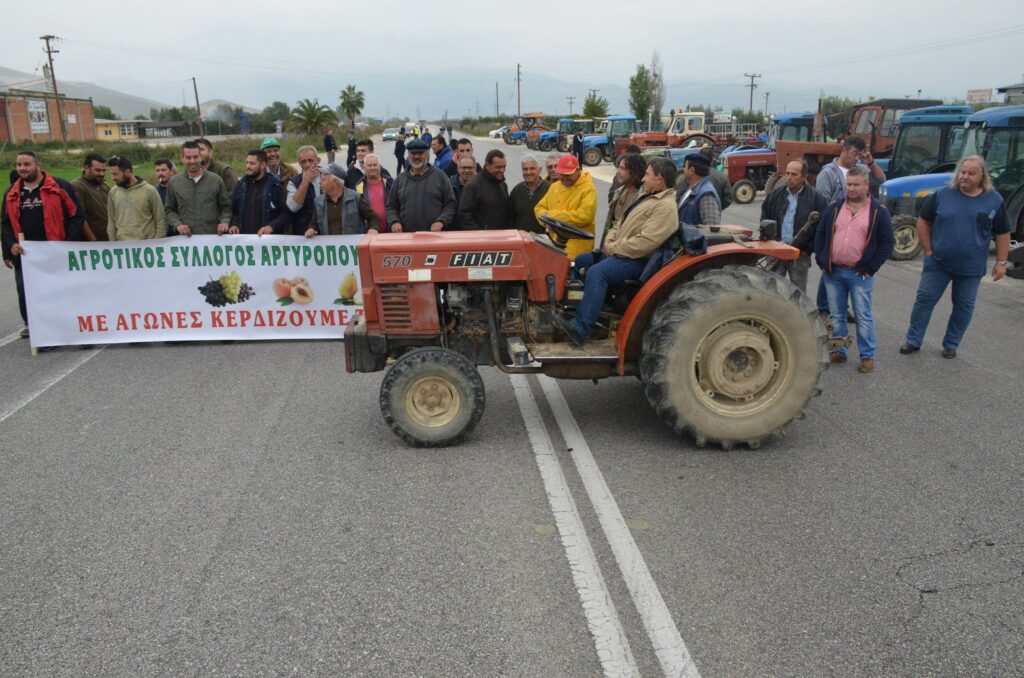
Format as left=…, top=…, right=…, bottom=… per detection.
left=394, top=133, right=406, bottom=176
left=509, top=155, right=549, bottom=233
left=458, top=149, right=511, bottom=230
left=760, top=159, right=827, bottom=292
left=229, top=149, right=291, bottom=235
left=814, top=165, right=894, bottom=373
left=386, top=138, right=456, bottom=232
left=572, top=129, right=585, bottom=167
left=346, top=130, right=357, bottom=167
left=1, top=151, right=84, bottom=337
left=196, top=138, right=238, bottom=194
left=323, top=128, right=338, bottom=164
left=676, top=154, right=721, bottom=226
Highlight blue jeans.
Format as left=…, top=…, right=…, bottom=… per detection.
left=816, top=276, right=829, bottom=314
left=905, top=256, right=982, bottom=350
left=571, top=251, right=647, bottom=338
left=822, top=267, right=876, bottom=359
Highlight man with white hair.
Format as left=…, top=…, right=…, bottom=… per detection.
left=285, top=145, right=322, bottom=234
left=308, top=173, right=380, bottom=236
left=509, top=154, right=550, bottom=232
left=352, top=153, right=392, bottom=230
left=900, top=155, right=1011, bottom=359
left=386, top=138, right=456, bottom=232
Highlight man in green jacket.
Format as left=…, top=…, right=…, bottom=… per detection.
left=106, top=156, right=166, bottom=240
left=196, top=137, right=238, bottom=194
left=71, top=152, right=111, bottom=241
left=164, top=141, right=232, bottom=236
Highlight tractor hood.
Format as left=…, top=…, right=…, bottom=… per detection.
left=880, top=173, right=953, bottom=202
left=356, top=230, right=572, bottom=323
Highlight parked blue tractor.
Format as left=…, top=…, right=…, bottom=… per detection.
left=880, top=105, right=1023, bottom=259
left=581, top=115, right=638, bottom=166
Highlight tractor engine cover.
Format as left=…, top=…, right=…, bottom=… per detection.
left=352, top=229, right=572, bottom=338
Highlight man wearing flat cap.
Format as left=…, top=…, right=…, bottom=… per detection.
left=385, top=138, right=456, bottom=232
left=676, top=153, right=721, bottom=226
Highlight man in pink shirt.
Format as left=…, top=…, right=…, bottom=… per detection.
left=813, top=165, right=894, bottom=373
left=355, top=153, right=391, bottom=230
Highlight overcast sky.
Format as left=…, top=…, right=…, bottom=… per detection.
left=3, top=0, right=1023, bottom=117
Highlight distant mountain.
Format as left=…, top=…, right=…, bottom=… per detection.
left=200, top=99, right=260, bottom=118
left=0, top=66, right=170, bottom=119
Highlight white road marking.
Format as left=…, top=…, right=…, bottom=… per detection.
left=0, top=331, right=23, bottom=348
left=538, top=375, right=702, bottom=678
left=0, top=347, right=105, bottom=425
left=509, top=374, right=640, bottom=678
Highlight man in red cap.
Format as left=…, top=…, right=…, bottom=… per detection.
left=533, top=154, right=597, bottom=260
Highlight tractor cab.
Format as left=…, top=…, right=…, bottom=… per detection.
left=765, top=112, right=816, bottom=149
left=885, top=105, right=971, bottom=179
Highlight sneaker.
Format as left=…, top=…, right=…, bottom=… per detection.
left=899, top=343, right=920, bottom=354
left=858, top=358, right=875, bottom=373
left=941, top=347, right=957, bottom=359
left=829, top=353, right=847, bottom=364
left=552, top=314, right=586, bottom=346
left=19, top=325, right=29, bottom=338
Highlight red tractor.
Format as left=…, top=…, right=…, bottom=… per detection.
left=345, top=219, right=827, bottom=449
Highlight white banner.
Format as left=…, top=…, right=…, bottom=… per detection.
left=22, top=235, right=365, bottom=347
left=27, top=99, right=49, bottom=133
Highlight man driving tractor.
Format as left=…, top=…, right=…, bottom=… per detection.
left=533, top=154, right=597, bottom=260
left=553, top=157, right=680, bottom=345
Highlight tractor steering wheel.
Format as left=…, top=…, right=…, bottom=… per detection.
left=538, top=215, right=594, bottom=249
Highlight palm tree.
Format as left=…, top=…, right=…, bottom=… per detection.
left=287, top=98, right=337, bottom=136
left=339, top=85, right=366, bottom=130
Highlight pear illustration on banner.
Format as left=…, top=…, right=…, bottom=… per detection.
left=335, top=272, right=360, bottom=306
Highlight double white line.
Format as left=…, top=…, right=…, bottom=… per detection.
left=511, top=374, right=701, bottom=678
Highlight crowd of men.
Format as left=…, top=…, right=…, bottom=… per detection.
left=1, top=129, right=1013, bottom=366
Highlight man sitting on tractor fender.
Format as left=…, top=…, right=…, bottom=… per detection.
left=533, top=154, right=597, bottom=260
left=553, top=157, right=679, bottom=346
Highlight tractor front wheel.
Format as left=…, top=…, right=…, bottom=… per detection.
left=640, top=266, right=826, bottom=449
left=539, top=139, right=554, bottom=152
left=558, top=139, right=570, bottom=152
left=583, top=147, right=603, bottom=166
left=380, top=347, right=486, bottom=447
left=733, top=179, right=756, bottom=205
left=890, top=215, right=922, bottom=260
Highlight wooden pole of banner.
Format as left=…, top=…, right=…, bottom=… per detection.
left=19, top=234, right=37, bottom=356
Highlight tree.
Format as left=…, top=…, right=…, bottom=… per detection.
left=582, top=92, right=609, bottom=119
left=628, top=64, right=653, bottom=124
left=649, top=51, right=666, bottom=121
left=287, top=98, right=337, bottom=136
left=339, top=84, right=366, bottom=130
left=93, top=104, right=118, bottom=120
left=729, top=107, right=764, bottom=125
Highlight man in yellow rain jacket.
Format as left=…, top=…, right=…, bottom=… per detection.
left=533, top=154, right=597, bottom=259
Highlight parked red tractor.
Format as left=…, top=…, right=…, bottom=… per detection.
left=344, top=218, right=828, bottom=450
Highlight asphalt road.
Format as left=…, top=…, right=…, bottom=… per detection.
left=1, top=133, right=1022, bottom=676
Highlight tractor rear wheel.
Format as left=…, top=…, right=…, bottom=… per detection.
left=539, top=139, right=553, bottom=152
left=890, top=214, right=922, bottom=260
left=763, top=173, right=780, bottom=196
left=583, top=147, right=603, bottom=166
left=640, top=266, right=826, bottom=449
left=733, top=179, right=756, bottom=205
left=380, top=347, right=486, bottom=447
left=515, top=137, right=524, bottom=145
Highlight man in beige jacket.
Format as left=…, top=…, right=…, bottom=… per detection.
left=554, top=157, right=679, bottom=345
left=106, top=156, right=166, bottom=240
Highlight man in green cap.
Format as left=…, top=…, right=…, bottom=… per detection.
left=261, top=137, right=298, bottom=185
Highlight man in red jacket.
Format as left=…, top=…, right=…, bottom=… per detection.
left=1, top=151, right=84, bottom=339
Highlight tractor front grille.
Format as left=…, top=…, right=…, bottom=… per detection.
left=378, top=284, right=413, bottom=331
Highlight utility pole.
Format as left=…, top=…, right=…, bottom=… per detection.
left=39, top=35, right=68, bottom=154
left=191, top=76, right=204, bottom=136
left=495, top=82, right=499, bottom=118
left=764, top=91, right=770, bottom=117
left=475, top=100, right=480, bottom=117
left=567, top=96, right=576, bottom=116
left=744, top=73, right=761, bottom=115
left=516, top=63, right=522, bottom=119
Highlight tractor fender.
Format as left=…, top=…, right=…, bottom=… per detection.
left=614, top=241, right=799, bottom=375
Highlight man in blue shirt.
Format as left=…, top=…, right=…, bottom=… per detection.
left=760, top=159, right=826, bottom=292
left=900, top=156, right=1011, bottom=359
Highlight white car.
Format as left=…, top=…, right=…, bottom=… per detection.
left=488, top=126, right=508, bottom=138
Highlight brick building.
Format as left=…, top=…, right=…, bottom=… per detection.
left=0, top=88, right=96, bottom=144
